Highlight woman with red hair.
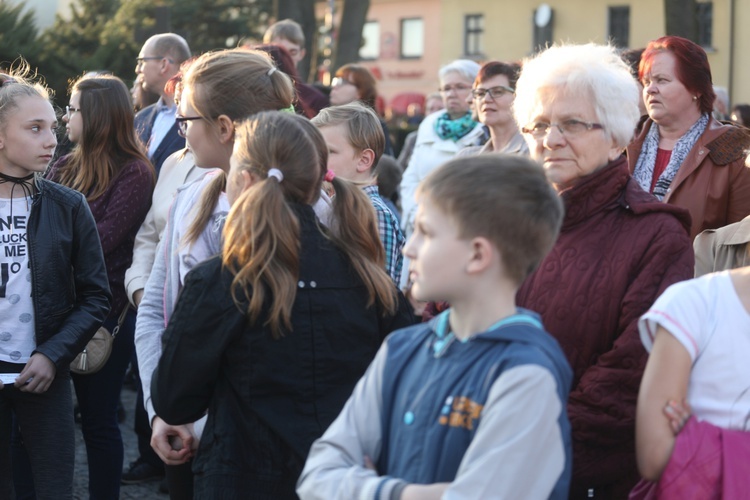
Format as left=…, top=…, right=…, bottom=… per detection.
left=329, top=64, right=394, bottom=156
left=627, top=35, right=750, bottom=239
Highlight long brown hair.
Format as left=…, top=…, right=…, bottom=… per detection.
left=223, top=111, right=397, bottom=338
left=56, top=75, right=153, bottom=200
left=182, top=48, right=295, bottom=245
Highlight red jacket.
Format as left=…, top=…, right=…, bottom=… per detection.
left=516, top=157, right=694, bottom=496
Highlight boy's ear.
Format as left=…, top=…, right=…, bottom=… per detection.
left=465, top=237, right=495, bottom=275
left=216, top=115, right=235, bottom=144
left=356, top=148, right=376, bottom=174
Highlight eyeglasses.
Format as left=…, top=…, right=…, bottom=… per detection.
left=521, top=119, right=604, bottom=139
left=175, top=115, right=203, bottom=137
left=471, top=86, right=515, bottom=100
left=438, top=84, right=472, bottom=95
left=65, top=106, right=81, bottom=118
left=331, top=77, right=355, bottom=88
left=135, top=56, right=173, bottom=68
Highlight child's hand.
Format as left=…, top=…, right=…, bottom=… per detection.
left=151, top=416, right=194, bottom=465
left=16, top=353, right=56, bottom=393
left=663, top=398, right=691, bottom=435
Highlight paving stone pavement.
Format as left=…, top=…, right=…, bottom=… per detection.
left=74, top=384, right=166, bottom=499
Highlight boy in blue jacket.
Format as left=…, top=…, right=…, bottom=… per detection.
left=297, top=154, right=573, bottom=500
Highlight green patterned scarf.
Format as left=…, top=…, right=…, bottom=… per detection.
left=434, top=112, right=478, bottom=142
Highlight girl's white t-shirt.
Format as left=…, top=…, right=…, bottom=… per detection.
left=0, top=197, right=35, bottom=365
left=640, top=271, right=750, bottom=431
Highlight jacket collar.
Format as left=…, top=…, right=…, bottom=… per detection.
left=558, top=156, right=630, bottom=229
left=626, top=116, right=730, bottom=202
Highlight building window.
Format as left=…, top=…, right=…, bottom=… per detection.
left=532, top=6, right=554, bottom=53
left=608, top=6, right=630, bottom=48
left=360, top=21, right=380, bottom=60
left=400, top=18, right=424, bottom=59
left=696, top=2, right=713, bottom=48
left=464, top=14, right=484, bottom=57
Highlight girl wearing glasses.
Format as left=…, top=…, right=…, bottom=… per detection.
left=134, top=48, right=293, bottom=499
left=151, top=110, right=411, bottom=498
left=512, top=44, right=694, bottom=498
left=458, top=61, right=528, bottom=158
left=42, top=74, right=155, bottom=498
left=0, top=65, right=109, bottom=499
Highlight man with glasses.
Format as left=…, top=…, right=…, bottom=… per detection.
left=134, top=33, right=191, bottom=175
left=125, top=32, right=191, bottom=490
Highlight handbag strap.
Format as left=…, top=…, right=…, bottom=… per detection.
left=110, top=306, right=130, bottom=338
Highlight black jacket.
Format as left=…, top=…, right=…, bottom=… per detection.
left=29, top=179, right=111, bottom=371
left=153, top=204, right=414, bottom=499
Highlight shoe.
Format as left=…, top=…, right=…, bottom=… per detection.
left=121, top=458, right=165, bottom=484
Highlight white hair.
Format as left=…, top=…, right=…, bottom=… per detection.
left=513, top=44, right=640, bottom=148
left=439, top=59, right=481, bottom=84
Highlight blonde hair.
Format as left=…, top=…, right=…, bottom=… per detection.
left=223, top=111, right=397, bottom=337
left=0, top=60, right=51, bottom=131
left=183, top=48, right=295, bottom=245
left=312, top=101, right=385, bottom=172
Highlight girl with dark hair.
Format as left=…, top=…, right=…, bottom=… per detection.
left=152, top=110, right=413, bottom=498
left=0, top=64, right=110, bottom=499
left=47, top=74, right=155, bottom=497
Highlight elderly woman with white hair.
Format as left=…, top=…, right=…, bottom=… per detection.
left=513, top=44, right=694, bottom=498
left=399, top=60, right=484, bottom=264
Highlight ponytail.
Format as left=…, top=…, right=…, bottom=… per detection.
left=328, top=176, right=397, bottom=314
left=222, top=177, right=299, bottom=338
left=183, top=172, right=227, bottom=246
left=221, top=111, right=397, bottom=338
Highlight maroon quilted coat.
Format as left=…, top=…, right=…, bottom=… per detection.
left=516, top=157, right=694, bottom=498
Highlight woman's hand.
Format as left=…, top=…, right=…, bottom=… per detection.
left=663, top=398, right=691, bottom=435
left=150, top=416, right=195, bottom=465
left=16, top=353, right=56, bottom=393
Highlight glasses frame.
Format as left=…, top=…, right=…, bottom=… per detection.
left=135, top=56, right=174, bottom=69
left=175, top=115, right=203, bottom=137
left=521, top=119, right=604, bottom=139
left=65, top=106, right=81, bottom=118
left=471, top=85, right=515, bottom=101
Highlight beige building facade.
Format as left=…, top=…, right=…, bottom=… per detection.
left=357, top=0, right=750, bottom=112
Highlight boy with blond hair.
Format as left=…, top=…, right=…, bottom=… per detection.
left=297, top=155, right=573, bottom=499
left=313, top=102, right=404, bottom=285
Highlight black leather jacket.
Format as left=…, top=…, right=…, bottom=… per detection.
left=28, top=178, right=111, bottom=371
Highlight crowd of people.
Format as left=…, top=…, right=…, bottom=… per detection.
left=1, top=16, right=750, bottom=500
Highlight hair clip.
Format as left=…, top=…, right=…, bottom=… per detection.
left=267, top=168, right=284, bottom=182
left=324, top=170, right=336, bottom=182
left=267, top=67, right=278, bottom=77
